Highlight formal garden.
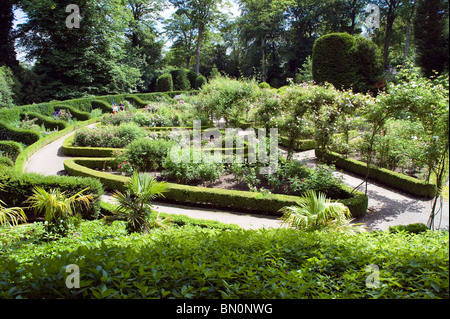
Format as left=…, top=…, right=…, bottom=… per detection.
left=1, top=65, right=449, bottom=298
left=0, top=0, right=449, bottom=301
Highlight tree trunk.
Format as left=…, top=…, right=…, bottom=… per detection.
left=403, top=0, right=417, bottom=65
left=261, top=35, right=266, bottom=82
left=195, top=24, right=204, bottom=76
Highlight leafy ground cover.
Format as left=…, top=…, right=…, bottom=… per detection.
left=0, top=221, right=448, bottom=299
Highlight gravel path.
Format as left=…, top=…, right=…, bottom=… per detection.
left=23, top=131, right=449, bottom=231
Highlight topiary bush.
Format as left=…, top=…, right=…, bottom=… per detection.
left=195, top=75, right=207, bottom=89
left=312, top=33, right=358, bottom=90
left=170, top=68, right=191, bottom=91
left=312, top=33, right=383, bottom=93
left=156, top=73, right=173, bottom=92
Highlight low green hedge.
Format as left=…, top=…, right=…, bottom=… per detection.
left=0, top=121, right=41, bottom=145
left=0, top=141, right=22, bottom=160
left=62, top=135, right=121, bottom=157
left=315, top=149, right=438, bottom=198
left=91, top=100, right=112, bottom=113
left=53, top=105, right=91, bottom=121
left=20, top=111, right=68, bottom=131
left=64, top=157, right=368, bottom=217
left=14, top=118, right=99, bottom=173
left=99, top=201, right=241, bottom=231
left=279, top=136, right=316, bottom=151
left=0, top=169, right=104, bottom=220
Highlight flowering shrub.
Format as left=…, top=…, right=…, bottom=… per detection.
left=73, top=126, right=127, bottom=148
left=53, top=109, right=73, bottom=122
left=100, top=112, right=135, bottom=126
left=118, top=161, right=134, bottom=176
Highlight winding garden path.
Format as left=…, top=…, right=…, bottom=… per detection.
left=23, top=130, right=449, bottom=231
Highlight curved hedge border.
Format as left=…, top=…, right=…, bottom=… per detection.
left=0, top=121, right=41, bottom=145
left=279, top=136, right=316, bottom=151
left=64, top=157, right=368, bottom=217
left=20, top=111, right=68, bottom=131
left=315, top=149, right=438, bottom=198
left=14, top=118, right=99, bottom=173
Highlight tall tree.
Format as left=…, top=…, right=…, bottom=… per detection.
left=414, top=0, right=449, bottom=76
left=377, top=0, right=403, bottom=68
left=238, top=0, right=289, bottom=82
left=125, top=0, right=166, bottom=91
left=164, top=12, right=198, bottom=69
left=0, top=0, right=18, bottom=68
left=17, top=0, right=141, bottom=100
left=170, top=0, right=223, bottom=75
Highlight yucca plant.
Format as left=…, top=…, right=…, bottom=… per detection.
left=0, top=183, right=27, bottom=227
left=26, top=187, right=93, bottom=235
left=279, top=190, right=366, bottom=234
left=107, top=172, right=170, bottom=233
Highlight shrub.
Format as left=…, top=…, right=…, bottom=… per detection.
left=52, top=105, right=90, bottom=121
left=117, top=122, right=145, bottom=146
left=258, top=82, right=271, bottom=89
left=91, top=100, right=112, bottom=113
left=389, top=223, right=429, bottom=234
left=126, top=138, right=175, bottom=171
left=312, top=33, right=358, bottom=90
left=73, top=126, right=125, bottom=148
left=21, top=112, right=67, bottom=131
left=156, top=73, right=173, bottom=92
left=0, top=226, right=447, bottom=299
left=195, top=75, right=207, bottom=89
left=0, top=157, right=13, bottom=167
left=170, top=68, right=191, bottom=91
left=0, top=141, right=22, bottom=160
left=0, top=170, right=103, bottom=220
left=0, top=121, right=41, bottom=145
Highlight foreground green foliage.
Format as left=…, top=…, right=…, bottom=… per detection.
left=0, top=221, right=447, bottom=299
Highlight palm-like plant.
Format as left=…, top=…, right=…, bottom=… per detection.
left=26, top=187, right=93, bottom=235
left=0, top=183, right=27, bottom=227
left=279, top=190, right=366, bottom=234
left=109, top=172, right=169, bottom=233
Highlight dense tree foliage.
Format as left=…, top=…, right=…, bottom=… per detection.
left=0, top=0, right=448, bottom=105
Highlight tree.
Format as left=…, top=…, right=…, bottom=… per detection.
left=312, top=33, right=358, bottom=90
left=170, top=0, right=223, bottom=75
left=0, top=0, right=18, bottom=69
left=414, top=0, right=449, bottom=77
left=376, top=0, right=403, bottom=68
left=164, top=12, right=198, bottom=69
left=124, top=0, right=166, bottom=91
left=17, top=0, right=141, bottom=100
left=238, top=0, right=289, bottom=82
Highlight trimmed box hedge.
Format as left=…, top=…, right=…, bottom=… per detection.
left=279, top=136, right=316, bottom=151
left=20, top=111, right=68, bottom=131
left=62, top=134, right=121, bottom=157
left=0, top=169, right=104, bottom=220
left=53, top=104, right=91, bottom=121
left=0, top=121, right=41, bottom=145
left=315, top=149, right=438, bottom=198
left=64, top=157, right=368, bottom=217
left=0, top=141, right=22, bottom=160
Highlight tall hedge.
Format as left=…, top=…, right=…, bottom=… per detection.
left=170, top=68, right=191, bottom=91
left=156, top=73, right=173, bottom=92
left=312, top=33, right=383, bottom=93
left=312, top=33, right=358, bottom=90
